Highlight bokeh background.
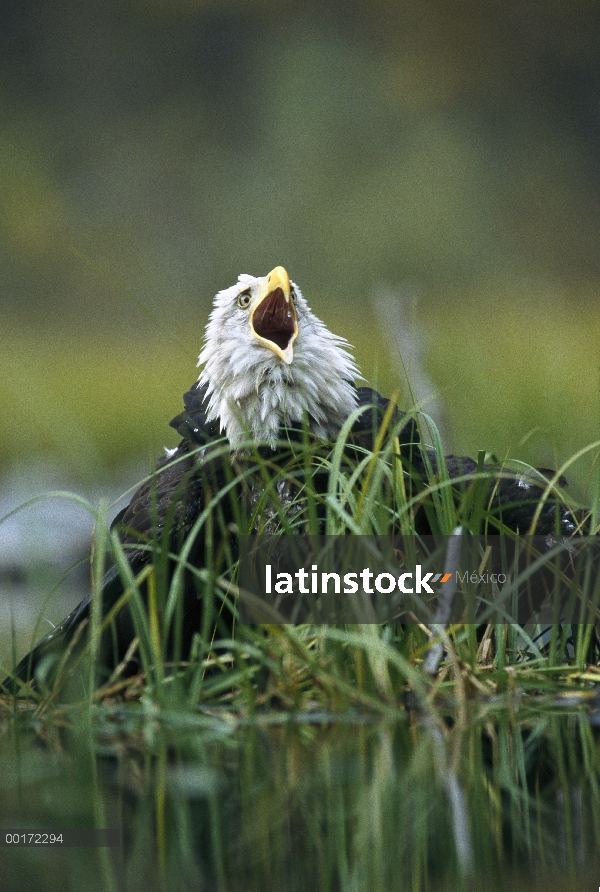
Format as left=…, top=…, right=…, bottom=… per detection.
left=1, top=1, right=600, bottom=652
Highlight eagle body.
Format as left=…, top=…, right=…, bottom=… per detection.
left=4, top=267, right=583, bottom=691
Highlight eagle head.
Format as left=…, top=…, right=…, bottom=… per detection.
left=198, top=267, right=360, bottom=448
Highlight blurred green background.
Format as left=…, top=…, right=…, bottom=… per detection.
left=1, top=0, right=600, bottom=497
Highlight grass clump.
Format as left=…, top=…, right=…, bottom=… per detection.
left=1, top=404, right=599, bottom=718
left=2, top=408, right=600, bottom=892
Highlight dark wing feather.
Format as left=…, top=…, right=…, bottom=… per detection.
left=169, top=382, right=219, bottom=445
left=352, top=389, right=580, bottom=537
left=5, top=383, right=231, bottom=691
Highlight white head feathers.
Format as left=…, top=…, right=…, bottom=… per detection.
left=198, top=267, right=360, bottom=448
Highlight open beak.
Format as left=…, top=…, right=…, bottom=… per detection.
left=250, top=266, right=298, bottom=364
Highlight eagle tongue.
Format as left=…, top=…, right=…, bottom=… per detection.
left=252, top=288, right=295, bottom=351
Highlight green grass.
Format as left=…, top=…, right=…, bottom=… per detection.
left=2, top=699, right=599, bottom=892
left=1, top=410, right=600, bottom=891
left=2, top=405, right=599, bottom=709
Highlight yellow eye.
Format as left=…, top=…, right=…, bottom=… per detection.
left=290, top=288, right=297, bottom=304
left=238, top=290, right=251, bottom=309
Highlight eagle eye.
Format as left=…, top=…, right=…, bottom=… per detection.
left=237, top=290, right=251, bottom=309
left=290, top=288, right=297, bottom=304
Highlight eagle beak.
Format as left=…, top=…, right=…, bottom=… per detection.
left=250, top=266, right=298, bottom=364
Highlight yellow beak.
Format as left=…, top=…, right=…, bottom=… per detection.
left=250, top=266, right=298, bottom=365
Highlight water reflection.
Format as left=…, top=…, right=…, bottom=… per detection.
left=1, top=706, right=599, bottom=891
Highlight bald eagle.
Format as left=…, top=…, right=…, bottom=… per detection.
left=4, top=267, right=582, bottom=692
